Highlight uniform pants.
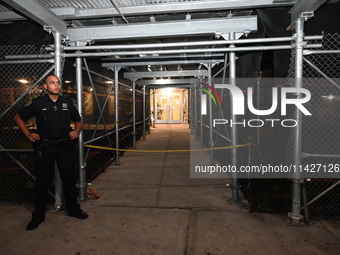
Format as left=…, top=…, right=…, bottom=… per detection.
left=32, top=139, right=80, bottom=219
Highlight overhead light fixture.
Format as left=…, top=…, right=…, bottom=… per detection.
left=105, top=80, right=114, bottom=84
left=18, top=79, right=28, bottom=84
left=322, top=95, right=336, bottom=100
left=162, top=87, right=173, bottom=94
left=150, top=16, right=156, bottom=23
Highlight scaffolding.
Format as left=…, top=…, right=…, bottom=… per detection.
left=0, top=2, right=339, bottom=221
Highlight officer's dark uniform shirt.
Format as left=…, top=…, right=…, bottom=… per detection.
left=19, top=95, right=81, bottom=140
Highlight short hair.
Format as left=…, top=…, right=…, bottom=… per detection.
left=44, top=74, right=59, bottom=84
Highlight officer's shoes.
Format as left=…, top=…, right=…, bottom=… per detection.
left=26, top=217, right=45, bottom=230
left=68, top=210, right=89, bottom=219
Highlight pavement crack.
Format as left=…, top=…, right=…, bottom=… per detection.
left=184, top=209, right=191, bottom=255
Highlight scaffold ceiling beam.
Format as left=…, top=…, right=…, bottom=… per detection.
left=124, top=70, right=208, bottom=79
left=2, top=0, right=67, bottom=36
left=67, top=16, right=257, bottom=42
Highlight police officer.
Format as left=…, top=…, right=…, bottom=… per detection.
left=14, top=74, right=88, bottom=231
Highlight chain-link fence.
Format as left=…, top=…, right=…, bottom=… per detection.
left=0, top=45, right=55, bottom=202
left=0, top=45, right=147, bottom=203
left=80, top=77, right=147, bottom=183
left=287, top=33, right=340, bottom=219
left=191, top=35, right=340, bottom=216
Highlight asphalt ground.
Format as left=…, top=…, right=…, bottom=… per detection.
left=1, top=124, right=339, bottom=255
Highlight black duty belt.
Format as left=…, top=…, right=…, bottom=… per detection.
left=41, top=138, right=68, bottom=144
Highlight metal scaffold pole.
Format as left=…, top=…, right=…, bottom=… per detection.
left=75, top=41, right=86, bottom=201
left=208, top=63, right=214, bottom=165
left=153, top=89, right=156, bottom=128
left=132, top=79, right=137, bottom=149
left=189, top=87, right=193, bottom=133
left=289, top=17, right=305, bottom=222
left=229, top=32, right=239, bottom=203
left=143, top=85, right=146, bottom=140
left=53, top=31, right=63, bottom=210
left=200, top=77, right=204, bottom=148
left=114, top=67, right=121, bottom=165
left=194, top=85, right=198, bottom=139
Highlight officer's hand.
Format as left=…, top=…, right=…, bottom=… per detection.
left=69, top=131, right=79, bottom=140
left=27, top=133, right=40, bottom=142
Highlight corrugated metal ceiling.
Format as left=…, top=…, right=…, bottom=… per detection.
left=0, top=0, right=336, bottom=74
left=37, top=0, right=189, bottom=8
left=0, top=0, right=298, bottom=26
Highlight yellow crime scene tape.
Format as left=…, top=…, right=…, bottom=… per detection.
left=84, top=143, right=250, bottom=153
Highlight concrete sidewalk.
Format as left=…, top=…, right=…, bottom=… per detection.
left=1, top=124, right=340, bottom=255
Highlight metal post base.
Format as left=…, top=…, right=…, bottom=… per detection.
left=51, top=204, right=64, bottom=213
left=288, top=212, right=304, bottom=222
